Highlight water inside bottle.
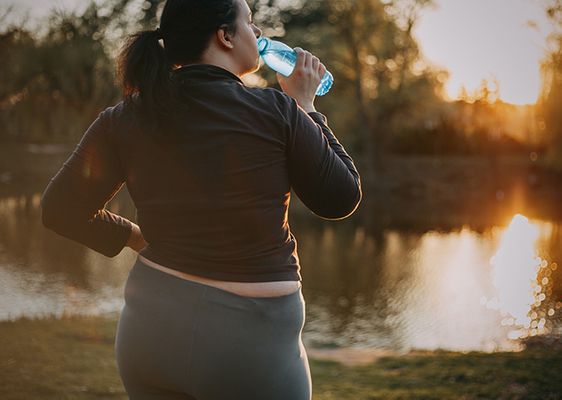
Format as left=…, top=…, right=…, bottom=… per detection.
left=260, top=50, right=297, bottom=77
left=257, top=37, right=334, bottom=96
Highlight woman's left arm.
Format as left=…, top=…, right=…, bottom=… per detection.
left=40, top=107, right=140, bottom=257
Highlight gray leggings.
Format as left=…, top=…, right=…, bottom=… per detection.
left=114, top=256, right=311, bottom=400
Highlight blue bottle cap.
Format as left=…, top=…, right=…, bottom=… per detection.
left=257, top=37, right=269, bottom=55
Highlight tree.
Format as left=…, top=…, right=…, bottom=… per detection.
left=0, top=0, right=133, bottom=142
left=253, top=0, right=445, bottom=227
left=139, top=0, right=160, bottom=28
left=537, top=0, right=562, bottom=171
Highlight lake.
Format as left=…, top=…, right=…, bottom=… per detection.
left=1, top=180, right=560, bottom=353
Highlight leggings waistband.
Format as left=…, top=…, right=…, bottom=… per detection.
left=131, top=255, right=304, bottom=306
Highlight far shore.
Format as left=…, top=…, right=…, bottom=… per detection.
left=2, top=141, right=561, bottom=230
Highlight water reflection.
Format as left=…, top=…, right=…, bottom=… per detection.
left=483, top=214, right=556, bottom=340
left=0, top=188, right=560, bottom=353
left=0, top=191, right=138, bottom=320
left=296, top=214, right=561, bottom=352
left=487, top=215, right=541, bottom=325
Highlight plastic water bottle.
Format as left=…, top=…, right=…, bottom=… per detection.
left=257, top=37, right=334, bottom=96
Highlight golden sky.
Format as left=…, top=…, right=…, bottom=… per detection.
left=414, top=0, right=553, bottom=105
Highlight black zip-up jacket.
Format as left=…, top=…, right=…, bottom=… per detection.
left=40, top=64, right=362, bottom=282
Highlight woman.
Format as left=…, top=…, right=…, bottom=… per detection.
left=40, top=0, right=362, bottom=398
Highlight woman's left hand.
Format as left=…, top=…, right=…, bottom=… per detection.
left=126, top=223, right=148, bottom=253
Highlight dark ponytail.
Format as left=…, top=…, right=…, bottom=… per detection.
left=117, top=28, right=171, bottom=138
left=116, top=0, right=239, bottom=140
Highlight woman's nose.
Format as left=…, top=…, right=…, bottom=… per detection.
left=253, top=25, right=262, bottom=38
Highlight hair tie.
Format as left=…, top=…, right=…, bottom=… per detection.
left=154, top=27, right=163, bottom=40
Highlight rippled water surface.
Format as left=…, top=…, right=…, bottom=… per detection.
left=1, top=187, right=561, bottom=352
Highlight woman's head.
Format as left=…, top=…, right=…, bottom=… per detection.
left=117, top=0, right=262, bottom=137
left=160, top=0, right=261, bottom=75
left=160, top=0, right=238, bottom=65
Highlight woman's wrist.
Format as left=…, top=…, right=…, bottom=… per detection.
left=299, top=102, right=317, bottom=113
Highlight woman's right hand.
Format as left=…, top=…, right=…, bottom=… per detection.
left=276, top=47, right=327, bottom=113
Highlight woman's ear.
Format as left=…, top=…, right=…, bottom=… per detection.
left=216, top=26, right=234, bottom=49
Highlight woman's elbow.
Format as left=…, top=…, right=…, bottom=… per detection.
left=315, top=185, right=362, bottom=220
left=337, top=186, right=362, bottom=219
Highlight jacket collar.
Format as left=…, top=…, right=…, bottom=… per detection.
left=171, top=63, right=244, bottom=85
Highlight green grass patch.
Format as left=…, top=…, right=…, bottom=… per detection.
left=1, top=316, right=561, bottom=400
left=0, top=316, right=125, bottom=400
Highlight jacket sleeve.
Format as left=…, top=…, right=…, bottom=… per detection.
left=40, top=108, right=133, bottom=257
left=285, top=98, right=362, bottom=220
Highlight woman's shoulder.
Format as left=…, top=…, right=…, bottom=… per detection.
left=241, top=85, right=297, bottom=115
left=97, top=97, right=138, bottom=127
left=103, top=96, right=137, bottom=116
left=86, top=98, right=140, bottom=145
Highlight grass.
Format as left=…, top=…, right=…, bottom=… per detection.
left=1, top=316, right=561, bottom=400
